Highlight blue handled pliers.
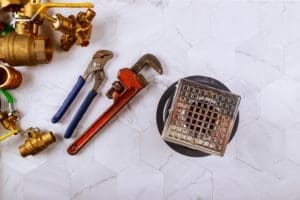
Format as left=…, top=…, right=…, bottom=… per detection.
left=52, top=50, right=113, bottom=138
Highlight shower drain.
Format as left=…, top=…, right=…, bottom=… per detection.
left=160, top=77, right=240, bottom=156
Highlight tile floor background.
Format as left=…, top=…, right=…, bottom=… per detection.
left=1, top=0, right=300, bottom=199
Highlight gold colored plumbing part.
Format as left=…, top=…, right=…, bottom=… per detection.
left=0, top=64, right=22, bottom=89
left=0, top=110, right=20, bottom=141
left=18, top=128, right=56, bottom=157
left=0, top=110, right=18, bottom=131
left=0, top=0, right=95, bottom=66
left=0, top=110, right=56, bottom=156
left=50, top=8, right=96, bottom=50
left=0, top=32, right=52, bottom=65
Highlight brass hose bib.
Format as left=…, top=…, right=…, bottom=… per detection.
left=0, top=64, right=22, bottom=89
left=19, top=128, right=56, bottom=157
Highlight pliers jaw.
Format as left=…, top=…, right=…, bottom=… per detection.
left=83, top=50, right=113, bottom=92
left=83, top=50, right=113, bottom=80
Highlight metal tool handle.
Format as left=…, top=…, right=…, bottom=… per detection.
left=52, top=76, right=85, bottom=123
left=64, top=90, right=97, bottom=138
left=67, top=87, right=139, bottom=155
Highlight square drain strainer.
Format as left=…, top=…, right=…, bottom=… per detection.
left=162, top=79, right=241, bottom=156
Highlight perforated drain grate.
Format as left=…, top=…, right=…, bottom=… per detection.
left=162, top=79, right=241, bottom=156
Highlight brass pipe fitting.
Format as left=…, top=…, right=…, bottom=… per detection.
left=0, top=64, right=22, bottom=89
left=0, top=32, right=52, bottom=65
left=0, top=110, right=18, bottom=130
left=18, top=128, right=56, bottom=157
left=0, top=110, right=20, bottom=141
left=49, top=8, right=95, bottom=50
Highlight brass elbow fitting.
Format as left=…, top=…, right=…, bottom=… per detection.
left=0, top=64, right=22, bottom=89
left=0, top=32, right=52, bottom=66
left=19, top=128, right=56, bottom=157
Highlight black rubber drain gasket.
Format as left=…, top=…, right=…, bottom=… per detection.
left=156, top=76, right=239, bottom=157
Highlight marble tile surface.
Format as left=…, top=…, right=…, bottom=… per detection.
left=1, top=0, right=300, bottom=199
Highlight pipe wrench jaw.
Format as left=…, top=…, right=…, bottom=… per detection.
left=106, top=69, right=148, bottom=100
left=131, top=54, right=163, bottom=75
left=106, top=54, right=163, bottom=99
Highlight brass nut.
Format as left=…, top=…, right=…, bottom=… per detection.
left=18, top=128, right=56, bottom=157
left=0, top=64, right=22, bottom=89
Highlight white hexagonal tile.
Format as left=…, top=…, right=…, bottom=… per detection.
left=285, top=122, right=300, bottom=165
left=235, top=35, right=284, bottom=89
left=163, top=1, right=211, bottom=45
left=188, top=38, right=236, bottom=82
left=0, top=164, right=24, bottom=200
left=142, top=30, right=190, bottom=79
left=23, top=163, right=69, bottom=200
left=260, top=76, right=300, bottom=127
left=261, top=160, right=300, bottom=200
left=117, top=3, right=163, bottom=44
left=0, top=135, right=47, bottom=175
left=259, top=2, right=300, bottom=45
left=97, top=0, right=136, bottom=11
left=94, top=122, right=140, bottom=173
left=89, top=4, right=119, bottom=47
left=46, top=136, right=96, bottom=175
left=225, top=78, right=260, bottom=127
left=237, top=120, right=285, bottom=171
left=140, top=125, right=176, bottom=170
left=285, top=41, right=300, bottom=79
left=70, top=160, right=117, bottom=200
left=162, top=159, right=213, bottom=200
left=147, top=0, right=168, bottom=8
left=212, top=159, right=261, bottom=200
left=211, top=2, right=259, bottom=45
left=118, top=161, right=164, bottom=200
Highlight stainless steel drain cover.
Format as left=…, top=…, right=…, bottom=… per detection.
left=162, top=79, right=241, bottom=156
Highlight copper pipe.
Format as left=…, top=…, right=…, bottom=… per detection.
left=0, top=64, right=22, bottom=89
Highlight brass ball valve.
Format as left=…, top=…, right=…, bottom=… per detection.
left=19, top=128, right=56, bottom=157
left=0, top=0, right=95, bottom=66
left=0, top=109, right=56, bottom=157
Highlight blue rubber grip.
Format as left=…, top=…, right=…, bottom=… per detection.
left=64, top=90, right=97, bottom=138
left=52, top=76, right=86, bottom=123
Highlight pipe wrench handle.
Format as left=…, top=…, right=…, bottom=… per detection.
left=67, top=87, right=138, bottom=155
